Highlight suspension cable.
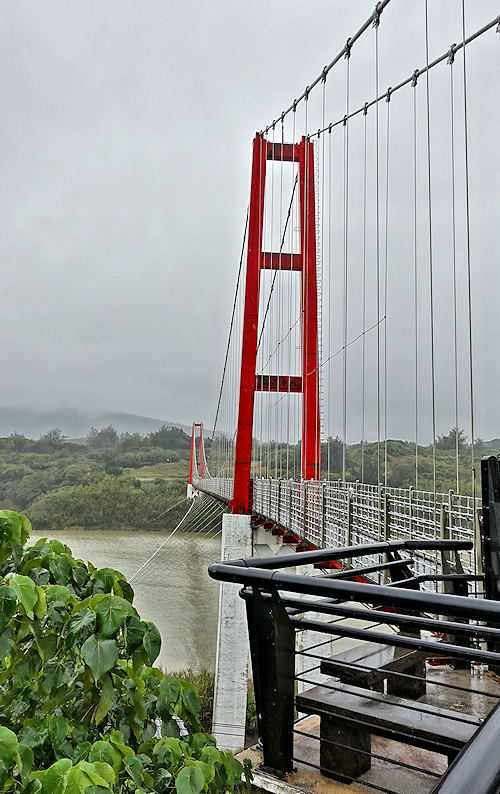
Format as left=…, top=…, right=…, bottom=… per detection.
left=449, top=48, right=460, bottom=494
left=425, top=0, right=437, bottom=496
left=462, top=0, right=476, bottom=499
left=313, top=15, right=499, bottom=140
left=259, top=0, right=392, bottom=133
left=211, top=208, right=249, bottom=442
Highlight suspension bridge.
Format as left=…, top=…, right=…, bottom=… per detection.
left=133, top=2, right=500, bottom=789
left=186, top=1, right=500, bottom=574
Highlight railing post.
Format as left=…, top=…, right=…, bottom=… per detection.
left=321, top=481, right=327, bottom=548
left=245, top=589, right=295, bottom=774
left=378, top=483, right=384, bottom=541
left=383, top=493, right=391, bottom=582
left=346, top=489, right=353, bottom=547
left=301, top=479, right=307, bottom=537
left=408, top=486, right=414, bottom=536
left=346, top=488, right=354, bottom=568
left=481, top=455, right=500, bottom=604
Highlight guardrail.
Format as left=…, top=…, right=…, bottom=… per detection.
left=208, top=539, right=500, bottom=794
left=192, top=474, right=480, bottom=582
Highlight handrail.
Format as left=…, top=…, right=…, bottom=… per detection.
left=431, top=701, right=500, bottom=793
left=216, top=537, right=472, bottom=570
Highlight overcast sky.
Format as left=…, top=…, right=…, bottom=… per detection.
left=1, top=1, right=498, bottom=440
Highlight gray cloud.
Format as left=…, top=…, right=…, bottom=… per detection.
left=0, top=1, right=498, bottom=441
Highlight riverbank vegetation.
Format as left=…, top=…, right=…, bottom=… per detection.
left=0, top=509, right=251, bottom=793
left=0, top=425, right=193, bottom=531
left=243, top=429, right=500, bottom=496
left=0, top=423, right=497, bottom=532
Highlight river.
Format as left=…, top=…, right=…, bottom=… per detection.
left=30, top=528, right=222, bottom=672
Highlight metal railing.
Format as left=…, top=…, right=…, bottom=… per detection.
left=193, top=474, right=480, bottom=583
left=209, top=539, right=500, bottom=794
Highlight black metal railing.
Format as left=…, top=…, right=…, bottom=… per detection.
left=209, top=534, right=500, bottom=793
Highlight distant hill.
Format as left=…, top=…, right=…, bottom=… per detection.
left=0, top=408, right=191, bottom=440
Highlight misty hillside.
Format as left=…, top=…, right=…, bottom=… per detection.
left=0, top=407, right=190, bottom=439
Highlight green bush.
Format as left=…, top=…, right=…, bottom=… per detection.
left=167, top=670, right=257, bottom=739
left=27, top=477, right=187, bottom=531
left=0, top=509, right=252, bottom=793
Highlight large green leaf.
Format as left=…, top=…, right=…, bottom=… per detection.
left=124, top=615, right=144, bottom=654
left=159, top=675, right=181, bottom=704
left=94, top=595, right=134, bottom=639
left=93, top=673, right=114, bottom=725
left=0, top=626, right=14, bottom=661
left=45, top=585, right=72, bottom=605
left=123, top=755, right=144, bottom=786
left=0, top=510, right=31, bottom=563
left=88, top=742, right=116, bottom=768
left=0, top=726, right=19, bottom=771
left=175, top=765, right=204, bottom=794
left=40, top=758, right=72, bottom=794
left=185, top=759, right=215, bottom=785
left=8, top=575, right=38, bottom=619
left=84, top=761, right=115, bottom=784
left=153, top=737, right=183, bottom=768
left=67, top=608, right=96, bottom=645
left=0, top=585, right=17, bottom=632
left=64, top=763, right=111, bottom=794
left=18, top=742, right=33, bottom=783
left=48, top=716, right=69, bottom=746
left=143, top=621, right=161, bottom=664
left=49, top=556, right=73, bottom=586
left=81, top=636, right=118, bottom=681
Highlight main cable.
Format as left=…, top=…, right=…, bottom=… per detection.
left=211, top=208, right=249, bottom=443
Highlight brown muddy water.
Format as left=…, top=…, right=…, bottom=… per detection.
left=30, top=528, right=222, bottom=672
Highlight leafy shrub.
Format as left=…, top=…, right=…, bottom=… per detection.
left=27, top=477, right=186, bottom=531
left=0, top=509, right=251, bottom=793
left=167, top=670, right=257, bottom=739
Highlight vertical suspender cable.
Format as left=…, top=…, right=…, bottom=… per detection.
left=361, top=106, right=368, bottom=483
left=327, top=125, right=333, bottom=481
left=270, top=124, right=275, bottom=480
left=461, top=0, right=475, bottom=499
left=279, top=119, right=284, bottom=481
left=384, top=90, right=391, bottom=487
left=342, top=53, right=350, bottom=482
left=425, top=0, right=437, bottom=496
left=320, top=79, right=327, bottom=479
left=413, top=75, right=419, bottom=489
left=449, top=53, right=460, bottom=494
left=210, top=208, right=248, bottom=445
left=375, top=22, right=381, bottom=486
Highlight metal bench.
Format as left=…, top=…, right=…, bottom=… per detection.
left=320, top=640, right=427, bottom=698
left=296, top=682, right=480, bottom=782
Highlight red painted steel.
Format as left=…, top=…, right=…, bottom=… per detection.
left=232, top=136, right=267, bottom=514
left=266, top=142, right=299, bottom=162
left=299, top=137, right=320, bottom=480
left=262, top=252, right=302, bottom=271
left=197, top=422, right=204, bottom=478
left=189, top=422, right=204, bottom=483
left=188, top=423, right=195, bottom=485
left=255, top=375, right=303, bottom=393
left=231, top=134, right=320, bottom=514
